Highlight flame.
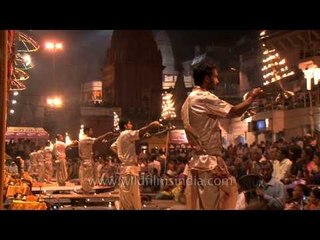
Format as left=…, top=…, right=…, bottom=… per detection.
left=65, top=132, right=72, bottom=146
left=261, top=40, right=295, bottom=86
left=79, top=124, right=84, bottom=141
left=161, top=92, right=176, bottom=120
left=113, top=112, right=120, bottom=132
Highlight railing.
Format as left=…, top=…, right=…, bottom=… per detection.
left=253, top=87, right=320, bottom=113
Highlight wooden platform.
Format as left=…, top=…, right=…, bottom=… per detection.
left=142, top=200, right=187, bottom=210
left=31, top=183, right=186, bottom=210
left=40, top=191, right=120, bottom=209
left=41, top=191, right=119, bottom=200
left=32, top=185, right=115, bottom=193
left=32, top=185, right=80, bottom=192
left=55, top=199, right=187, bottom=210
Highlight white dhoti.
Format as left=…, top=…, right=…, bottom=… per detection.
left=45, top=160, right=53, bottom=182
left=118, top=166, right=141, bottom=210
left=56, top=158, right=67, bottom=186
left=38, top=162, right=46, bottom=182
left=185, top=155, right=238, bottom=210
left=79, top=159, right=94, bottom=193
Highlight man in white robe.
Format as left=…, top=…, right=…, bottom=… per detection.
left=78, top=127, right=114, bottom=193
left=43, top=141, right=53, bottom=183
left=111, top=119, right=161, bottom=210
left=53, top=134, right=68, bottom=186
left=181, top=57, right=263, bottom=210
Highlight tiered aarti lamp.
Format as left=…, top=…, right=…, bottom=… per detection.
left=241, top=30, right=295, bottom=120
left=113, top=112, right=120, bottom=132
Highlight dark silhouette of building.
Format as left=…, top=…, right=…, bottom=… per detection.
left=153, top=30, right=179, bottom=90
left=102, top=30, right=163, bottom=126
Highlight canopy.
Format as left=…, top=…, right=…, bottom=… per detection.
left=6, top=127, right=49, bottom=140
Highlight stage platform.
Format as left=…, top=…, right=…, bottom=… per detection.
left=57, top=199, right=187, bottom=210
left=32, top=185, right=115, bottom=193
left=29, top=182, right=186, bottom=210
left=41, top=191, right=119, bottom=200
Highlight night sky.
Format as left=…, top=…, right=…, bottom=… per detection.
left=17, top=30, right=258, bottom=108
left=25, top=30, right=258, bottom=93
left=167, top=30, right=259, bottom=61
left=10, top=30, right=259, bottom=129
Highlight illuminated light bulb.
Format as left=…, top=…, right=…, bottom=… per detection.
left=313, top=68, right=320, bottom=85
left=304, top=68, right=314, bottom=91
left=260, top=30, right=266, bottom=36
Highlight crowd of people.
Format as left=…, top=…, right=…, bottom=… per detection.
left=4, top=131, right=320, bottom=210
left=4, top=56, right=320, bottom=210
left=134, top=134, right=320, bottom=210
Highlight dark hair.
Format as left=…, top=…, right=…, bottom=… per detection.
left=56, top=134, right=63, bottom=139
left=311, top=187, right=320, bottom=200
left=150, top=154, right=158, bottom=161
left=119, top=118, right=130, bottom=131
left=83, top=126, right=92, bottom=134
left=313, top=151, right=320, bottom=158
left=260, top=160, right=273, bottom=171
left=296, top=184, right=310, bottom=197
left=303, top=146, right=314, bottom=162
left=237, top=174, right=262, bottom=205
left=289, top=145, right=302, bottom=159
left=279, top=146, right=289, bottom=158
left=192, top=62, right=217, bottom=86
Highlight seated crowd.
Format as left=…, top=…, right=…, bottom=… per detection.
left=4, top=134, right=320, bottom=210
